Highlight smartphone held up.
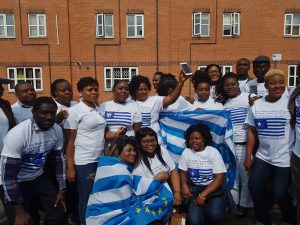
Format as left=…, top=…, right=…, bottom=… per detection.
left=180, top=62, right=193, bottom=76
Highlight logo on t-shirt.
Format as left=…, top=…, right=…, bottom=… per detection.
left=254, top=118, right=286, bottom=138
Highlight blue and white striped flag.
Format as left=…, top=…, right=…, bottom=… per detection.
left=86, top=156, right=173, bottom=225
left=159, top=110, right=236, bottom=188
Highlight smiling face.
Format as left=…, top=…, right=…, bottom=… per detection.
left=15, top=83, right=36, bottom=106
left=113, top=81, right=129, bottom=103
left=196, top=82, right=210, bottom=101
left=208, top=66, right=221, bottom=83
left=140, top=135, right=158, bottom=156
left=135, top=82, right=150, bottom=101
left=265, top=75, right=285, bottom=100
left=223, top=77, right=240, bottom=98
left=119, top=144, right=137, bottom=164
left=188, top=131, right=205, bottom=152
left=54, top=81, right=73, bottom=106
left=33, top=103, right=57, bottom=131
left=152, top=74, right=161, bottom=91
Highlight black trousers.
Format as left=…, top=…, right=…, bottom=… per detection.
left=1, top=174, right=66, bottom=225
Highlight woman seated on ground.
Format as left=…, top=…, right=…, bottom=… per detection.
left=179, top=124, right=226, bottom=225
left=133, top=127, right=181, bottom=214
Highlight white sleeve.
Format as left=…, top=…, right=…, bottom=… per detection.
left=63, top=108, right=80, bottom=130
left=211, top=148, right=227, bottom=174
left=161, top=147, right=175, bottom=171
left=1, top=129, right=25, bottom=159
left=132, top=163, right=150, bottom=177
left=154, top=96, right=164, bottom=111
left=244, top=107, right=255, bottom=128
left=178, top=150, right=188, bottom=171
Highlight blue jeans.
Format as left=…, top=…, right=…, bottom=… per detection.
left=186, top=195, right=224, bottom=225
left=75, top=162, right=98, bottom=225
left=249, top=157, right=296, bottom=225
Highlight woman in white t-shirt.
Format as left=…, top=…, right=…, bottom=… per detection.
left=192, top=71, right=223, bottom=110
left=128, top=73, right=189, bottom=141
left=179, top=124, right=226, bottom=225
left=244, top=69, right=296, bottom=225
left=98, top=80, right=142, bottom=151
left=64, top=77, right=107, bottom=225
left=221, top=72, right=252, bottom=216
left=133, top=127, right=181, bottom=213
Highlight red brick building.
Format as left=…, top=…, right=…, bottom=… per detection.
left=0, top=0, right=300, bottom=102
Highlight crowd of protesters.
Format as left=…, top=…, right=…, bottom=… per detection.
left=0, top=55, right=299, bottom=225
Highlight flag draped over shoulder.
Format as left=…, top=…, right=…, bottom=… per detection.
left=86, top=156, right=173, bottom=225
left=159, top=110, right=236, bottom=188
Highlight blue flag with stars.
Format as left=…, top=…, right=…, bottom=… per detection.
left=159, top=110, right=236, bottom=188
left=86, top=156, right=173, bottom=225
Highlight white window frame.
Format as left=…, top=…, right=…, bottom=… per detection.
left=126, top=14, right=144, bottom=38
left=221, top=65, right=232, bottom=75
left=197, top=65, right=207, bottom=71
left=28, top=14, right=46, bottom=38
left=7, top=67, right=43, bottom=92
left=104, top=67, right=138, bottom=91
left=288, top=65, right=300, bottom=87
left=0, top=14, right=15, bottom=38
left=192, top=12, right=210, bottom=37
left=284, top=13, right=300, bottom=36
left=223, top=12, right=240, bottom=36
left=96, top=14, right=114, bottom=38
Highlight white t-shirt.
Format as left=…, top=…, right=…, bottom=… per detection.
left=193, top=98, right=224, bottom=110
left=98, top=99, right=142, bottom=137
left=244, top=79, right=268, bottom=97
left=179, top=146, right=226, bottom=186
left=55, top=100, right=77, bottom=126
left=0, top=108, right=9, bottom=153
left=1, top=119, right=64, bottom=183
left=244, top=95, right=294, bottom=167
left=11, top=101, right=33, bottom=124
left=133, top=147, right=176, bottom=179
left=224, top=92, right=250, bottom=142
left=293, top=95, right=300, bottom=157
left=238, top=78, right=251, bottom=92
left=64, top=101, right=106, bottom=165
left=162, top=96, right=195, bottom=112
left=136, top=96, right=164, bottom=133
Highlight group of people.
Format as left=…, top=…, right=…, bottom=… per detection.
left=0, top=54, right=299, bottom=225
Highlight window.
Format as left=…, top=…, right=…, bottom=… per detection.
left=7, top=67, right=43, bottom=91
left=285, top=13, right=300, bottom=36
left=104, top=67, right=137, bottom=90
left=0, top=14, right=15, bottom=38
left=96, top=14, right=114, bottom=38
left=288, top=65, right=300, bottom=87
left=28, top=14, right=46, bottom=37
left=193, top=12, right=210, bottom=37
left=221, top=65, right=232, bottom=75
left=223, top=12, right=240, bottom=36
left=197, top=65, right=207, bottom=71
left=127, top=14, right=144, bottom=38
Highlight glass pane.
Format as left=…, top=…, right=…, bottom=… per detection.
left=136, top=15, right=143, bottom=25
left=292, top=25, right=300, bottom=35
left=97, top=15, right=103, bottom=25
left=0, top=16, right=3, bottom=25
left=294, top=14, right=300, bottom=25
left=286, top=15, right=292, bottom=24
left=131, top=69, right=137, bottom=76
left=223, top=25, right=231, bottom=35
left=26, top=68, right=33, bottom=78
left=285, top=25, right=291, bottom=35
left=289, top=77, right=294, bottom=86
left=137, top=26, right=143, bottom=36
left=9, top=82, right=15, bottom=90
left=30, top=27, right=37, bottom=36
left=194, top=13, right=200, bottom=24
left=127, top=26, right=135, bottom=37
left=122, top=68, right=129, bottom=78
left=6, top=15, right=14, bottom=25
left=113, top=68, right=121, bottom=78
left=39, top=26, right=45, bottom=35
left=194, top=24, right=200, bottom=35
left=127, top=15, right=134, bottom=25
left=38, top=15, right=45, bottom=25
left=201, top=14, right=209, bottom=24
left=17, top=68, right=24, bottom=79
left=223, top=14, right=231, bottom=25
left=7, top=26, right=15, bottom=36
left=290, top=66, right=295, bottom=75
left=35, top=80, right=41, bottom=89
left=105, top=26, right=113, bottom=37
left=35, top=69, right=41, bottom=78
left=106, top=79, right=111, bottom=89
left=201, top=25, right=209, bottom=36
left=0, top=26, right=4, bottom=35
left=105, top=15, right=112, bottom=26
left=29, top=15, right=37, bottom=25
left=234, top=14, right=239, bottom=23
left=8, top=69, right=14, bottom=79
left=234, top=24, right=239, bottom=34
left=105, top=69, right=111, bottom=78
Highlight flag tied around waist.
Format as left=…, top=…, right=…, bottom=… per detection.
left=159, top=110, right=236, bottom=188
left=86, top=156, right=173, bottom=225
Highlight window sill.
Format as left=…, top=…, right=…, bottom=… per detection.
left=0, top=36, right=16, bottom=39
left=126, top=36, right=144, bottom=39
left=223, top=35, right=240, bottom=39
left=283, top=35, right=300, bottom=38
left=28, top=36, right=47, bottom=39
left=96, top=36, right=114, bottom=39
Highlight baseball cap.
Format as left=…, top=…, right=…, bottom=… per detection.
left=253, top=55, right=270, bottom=64
left=0, top=77, right=13, bottom=84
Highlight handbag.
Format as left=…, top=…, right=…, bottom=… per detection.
left=190, top=185, right=224, bottom=199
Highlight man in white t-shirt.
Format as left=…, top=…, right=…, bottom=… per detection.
left=0, top=97, right=66, bottom=225
left=236, top=58, right=252, bottom=92
left=11, top=82, right=36, bottom=124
